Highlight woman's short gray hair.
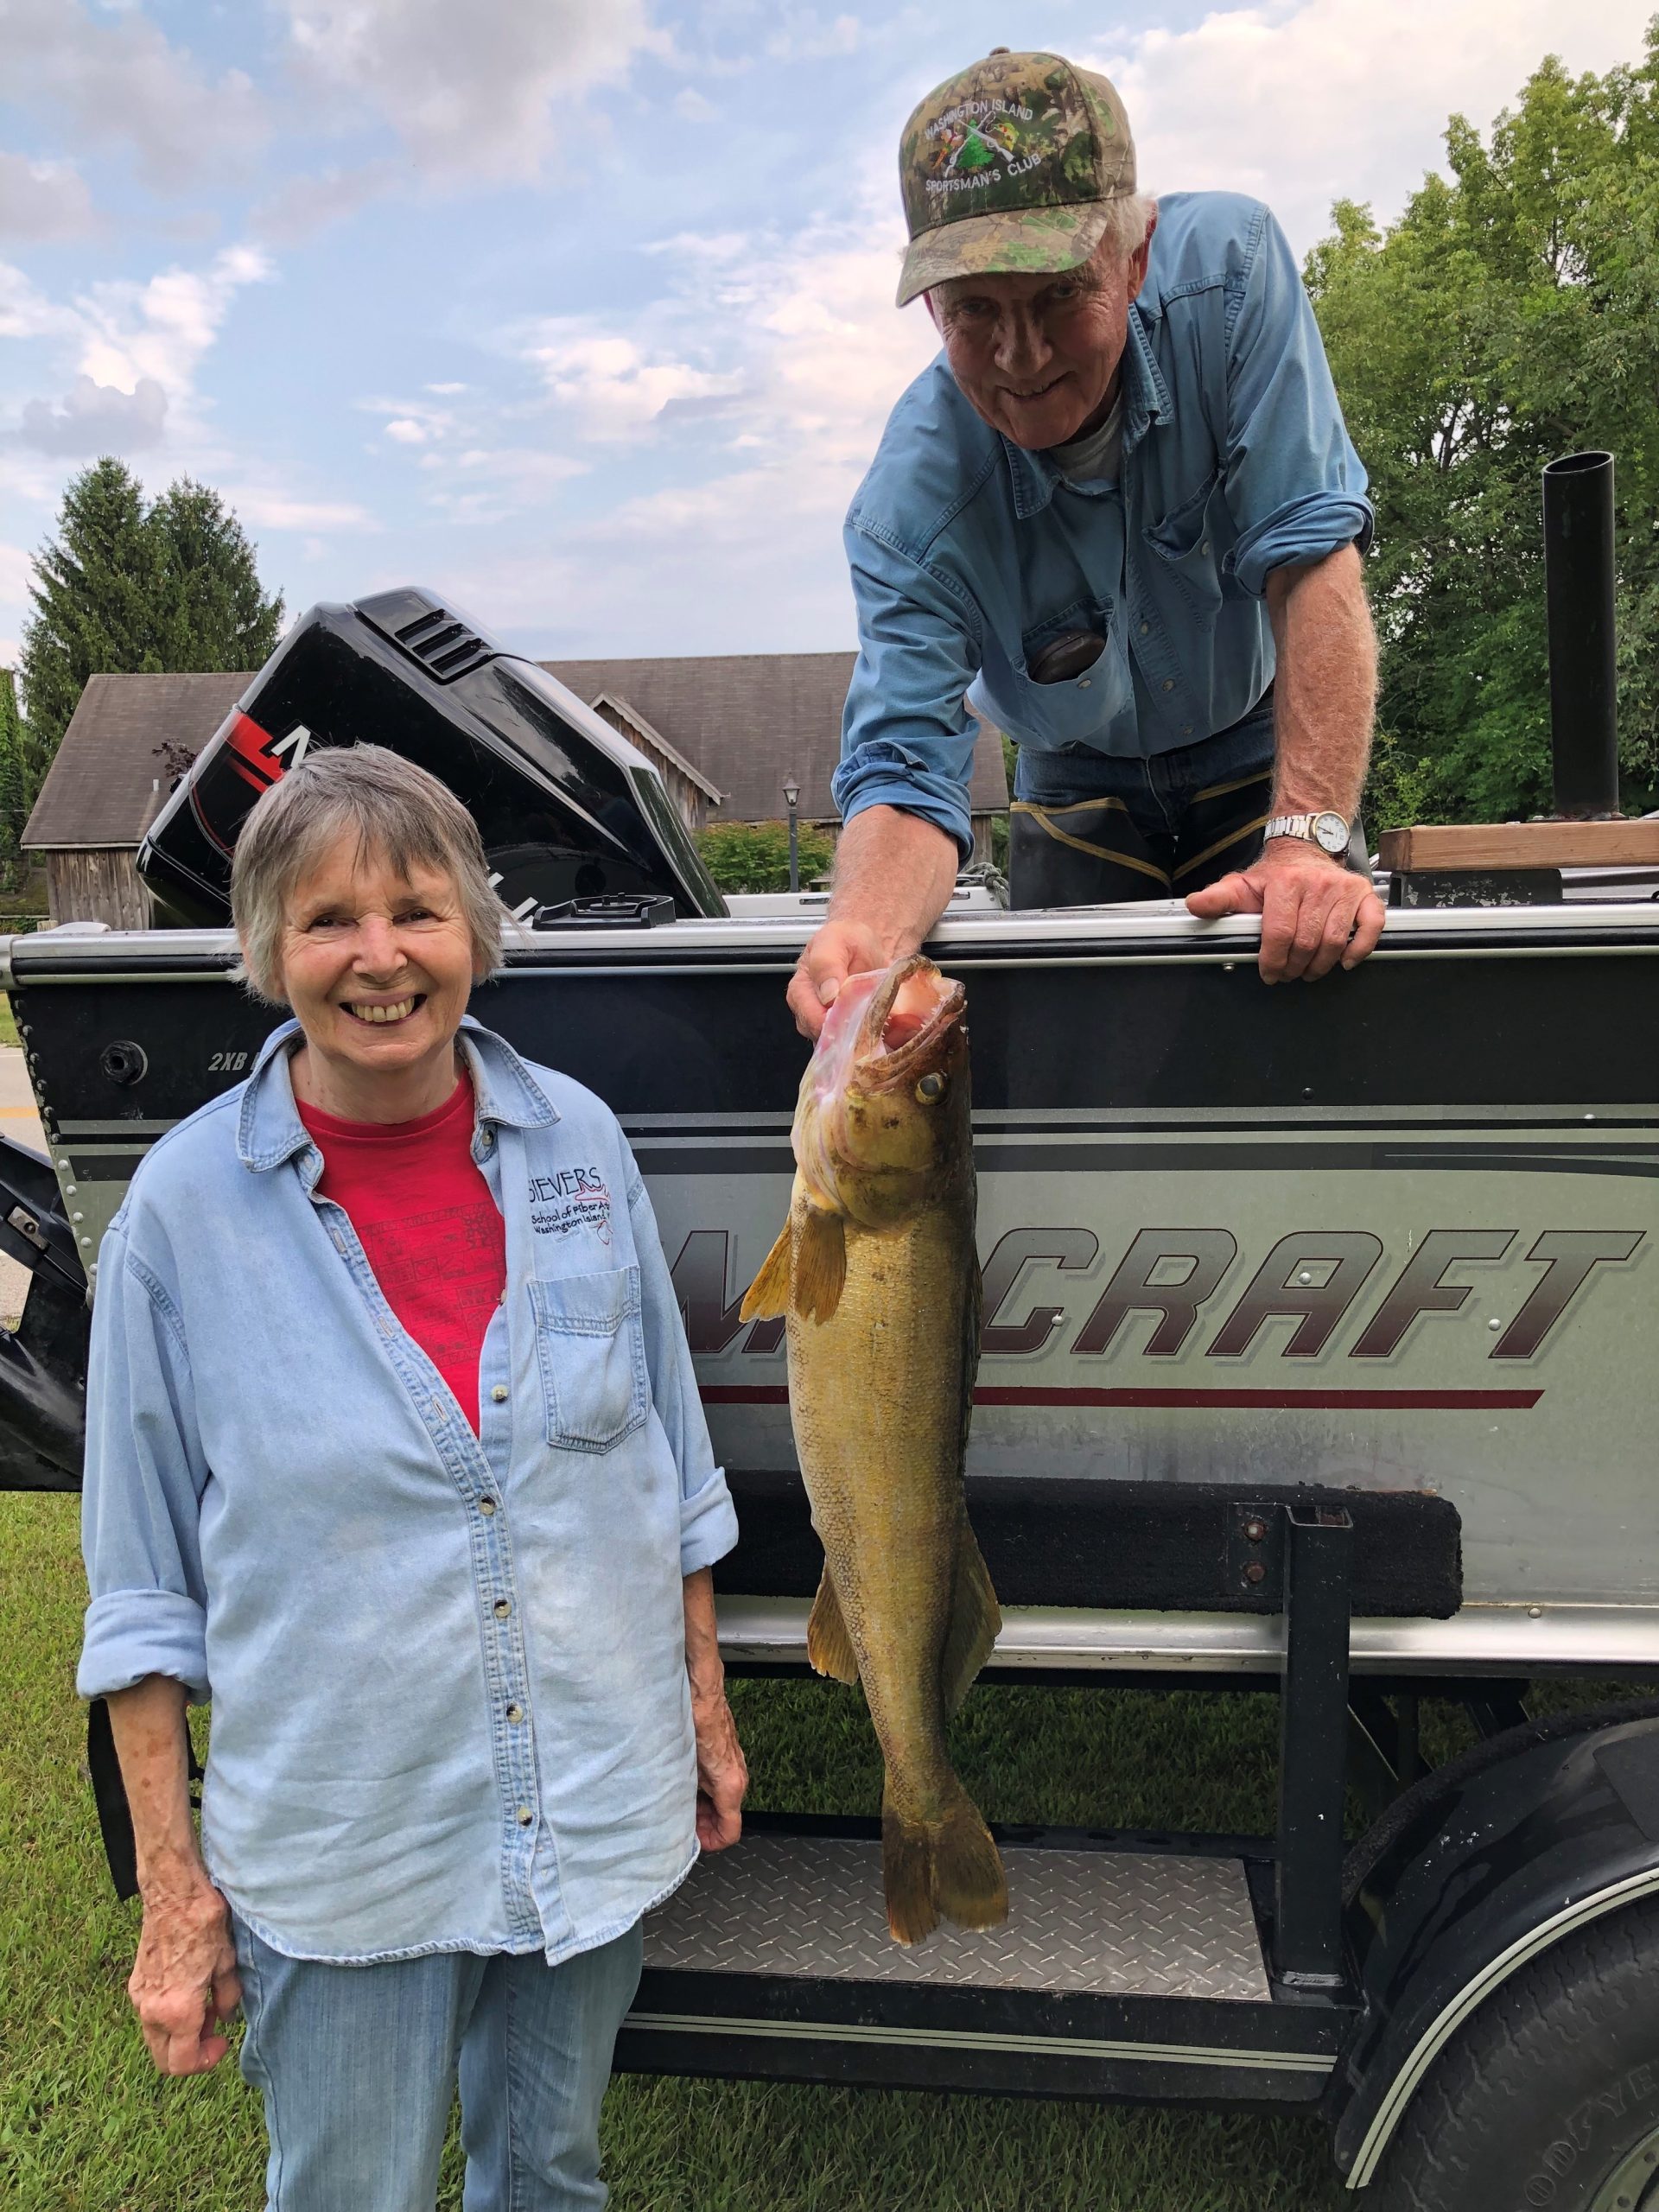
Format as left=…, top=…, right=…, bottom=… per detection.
left=231, top=744, right=503, bottom=1005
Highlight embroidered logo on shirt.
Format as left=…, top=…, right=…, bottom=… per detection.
left=528, top=1167, right=613, bottom=1244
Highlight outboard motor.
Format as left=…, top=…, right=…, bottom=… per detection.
left=137, top=587, right=727, bottom=925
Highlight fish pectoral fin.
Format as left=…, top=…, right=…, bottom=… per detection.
left=739, top=1221, right=793, bottom=1322
left=940, top=1522, right=1002, bottom=1718
left=792, top=1205, right=847, bottom=1325
left=805, top=1567, right=860, bottom=1685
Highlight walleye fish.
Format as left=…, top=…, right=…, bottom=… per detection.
left=741, top=955, right=1007, bottom=1944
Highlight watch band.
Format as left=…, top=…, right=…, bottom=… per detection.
left=1266, top=810, right=1351, bottom=853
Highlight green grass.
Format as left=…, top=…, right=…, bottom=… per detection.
left=2, top=1494, right=1647, bottom=2211
left=0, top=995, right=18, bottom=1049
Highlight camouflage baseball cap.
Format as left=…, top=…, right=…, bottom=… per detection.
left=895, top=50, right=1137, bottom=307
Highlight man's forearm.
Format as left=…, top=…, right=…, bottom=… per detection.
left=1264, top=543, right=1377, bottom=823
left=105, top=1675, right=209, bottom=1898
left=827, top=805, right=960, bottom=955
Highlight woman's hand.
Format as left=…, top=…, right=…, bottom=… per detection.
left=691, top=1684, right=748, bottom=1853
left=683, top=1566, right=747, bottom=1851
left=129, top=1877, right=241, bottom=2075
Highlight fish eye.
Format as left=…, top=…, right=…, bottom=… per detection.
left=915, top=1071, right=946, bottom=1103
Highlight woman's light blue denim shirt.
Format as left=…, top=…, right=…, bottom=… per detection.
left=77, top=1017, right=739, bottom=1966
left=833, top=191, right=1376, bottom=854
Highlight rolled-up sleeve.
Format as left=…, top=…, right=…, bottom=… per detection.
left=626, top=1171, right=739, bottom=1578
left=833, top=524, right=984, bottom=857
left=1224, top=205, right=1374, bottom=598
left=78, top=1225, right=212, bottom=1703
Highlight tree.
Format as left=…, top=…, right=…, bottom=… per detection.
left=0, top=670, right=45, bottom=866
left=17, top=460, right=284, bottom=765
left=1307, top=32, right=1659, bottom=825
left=696, top=818, right=837, bottom=893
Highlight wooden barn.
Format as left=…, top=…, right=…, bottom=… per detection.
left=23, top=653, right=1009, bottom=925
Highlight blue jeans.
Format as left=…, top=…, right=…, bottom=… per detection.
left=1010, top=696, right=1279, bottom=907
left=235, top=1918, right=644, bottom=2212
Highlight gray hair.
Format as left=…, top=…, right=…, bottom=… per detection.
left=231, top=744, right=503, bottom=1005
left=1098, top=192, right=1157, bottom=267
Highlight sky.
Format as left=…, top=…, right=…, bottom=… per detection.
left=1, top=0, right=1653, bottom=675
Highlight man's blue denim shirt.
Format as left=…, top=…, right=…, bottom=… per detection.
left=833, top=191, right=1376, bottom=854
left=78, top=1017, right=739, bottom=1966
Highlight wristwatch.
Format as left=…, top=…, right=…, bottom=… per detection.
left=1264, top=810, right=1351, bottom=857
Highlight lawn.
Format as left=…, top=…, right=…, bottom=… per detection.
left=0, top=1492, right=1639, bottom=2212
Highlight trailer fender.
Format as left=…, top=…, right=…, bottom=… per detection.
left=0, top=1133, right=88, bottom=1491
left=1332, top=1699, right=1659, bottom=2190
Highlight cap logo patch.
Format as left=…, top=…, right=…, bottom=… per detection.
left=925, top=101, right=1046, bottom=198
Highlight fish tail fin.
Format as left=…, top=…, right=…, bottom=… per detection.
left=792, top=1205, right=846, bottom=1324
left=806, top=1567, right=860, bottom=1685
left=931, top=1784, right=1008, bottom=1933
left=881, top=1780, right=1008, bottom=1945
left=881, top=1786, right=938, bottom=1947
left=739, top=1221, right=793, bottom=1322
left=940, top=1522, right=1002, bottom=1718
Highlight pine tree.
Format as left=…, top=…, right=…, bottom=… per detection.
left=0, top=669, right=41, bottom=865
left=148, top=477, right=286, bottom=676
left=16, top=460, right=285, bottom=768
left=17, top=459, right=161, bottom=762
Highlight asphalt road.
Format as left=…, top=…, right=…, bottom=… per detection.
left=0, top=1046, right=48, bottom=1322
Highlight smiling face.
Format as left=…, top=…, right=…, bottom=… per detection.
left=275, top=830, right=480, bottom=1122
left=929, top=226, right=1153, bottom=450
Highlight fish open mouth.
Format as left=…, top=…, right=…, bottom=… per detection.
left=855, top=956, right=965, bottom=1084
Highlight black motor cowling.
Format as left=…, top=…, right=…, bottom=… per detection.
left=137, top=587, right=726, bottom=925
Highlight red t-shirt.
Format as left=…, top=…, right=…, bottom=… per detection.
left=296, top=1076, right=506, bottom=1433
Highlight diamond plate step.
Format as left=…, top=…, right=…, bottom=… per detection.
left=644, top=1834, right=1270, bottom=2003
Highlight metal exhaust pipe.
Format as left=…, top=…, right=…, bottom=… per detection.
left=1542, top=450, right=1618, bottom=819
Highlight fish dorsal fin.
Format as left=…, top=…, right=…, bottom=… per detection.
left=739, top=1222, right=793, bottom=1323
left=940, top=1520, right=1001, bottom=1718
left=793, top=1205, right=846, bottom=1325
left=806, top=1567, right=860, bottom=1685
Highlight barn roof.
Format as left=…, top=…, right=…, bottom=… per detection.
left=22, top=671, right=246, bottom=850
left=541, top=652, right=1008, bottom=822
left=22, top=652, right=1009, bottom=850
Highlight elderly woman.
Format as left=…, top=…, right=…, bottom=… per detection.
left=77, top=745, right=747, bottom=2211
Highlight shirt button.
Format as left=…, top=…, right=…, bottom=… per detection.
left=1199, top=539, right=1211, bottom=556
left=516, top=1805, right=532, bottom=1827
left=1139, top=621, right=1150, bottom=636
left=491, top=1384, right=509, bottom=1403
left=1181, top=724, right=1192, bottom=736
left=1161, top=678, right=1174, bottom=692
left=505, top=1702, right=524, bottom=1723
left=493, top=1598, right=512, bottom=1619
left=480, top=1132, right=494, bottom=1151
left=479, top=1496, right=497, bottom=1516
left=1077, top=677, right=1090, bottom=690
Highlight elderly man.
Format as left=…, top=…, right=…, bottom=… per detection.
left=791, top=49, right=1382, bottom=1037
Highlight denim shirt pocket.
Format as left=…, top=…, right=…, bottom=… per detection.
left=1142, top=472, right=1237, bottom=624
left=1012, top=595, right=1125, bottom=747
left=527, top=1267, right=648, bottom=1453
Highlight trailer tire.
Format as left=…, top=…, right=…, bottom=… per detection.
left=1363, top=1892, right=1659, bottom=2210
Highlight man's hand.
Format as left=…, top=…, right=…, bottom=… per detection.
left=690, top=1684, right=748, bottom=1852
left=128, top=1878, right=241, bottom=2075
left=789, top=806, right=960, bottom=1040
left=1185, top=838, right=1384, bottom=982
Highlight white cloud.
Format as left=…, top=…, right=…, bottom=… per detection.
left=0, top=263, right=81, bottom=345
left=0, top=155, right=97, bottom=243
left=675, top=86, right=718, bottom=122
left=426, top=381, right=467, bottom=396
left=5, top=0, right=264, bottom=191
left=384, top=417, right=428, bottom=444
left=1094, top=0, right=1657, bottom=251
left=765, top=9, right=860, bottom=62
left=222, top=490, right=375, bottom=532
left=19, top=374, right=168, bottom=454
left=71, top=245, right=274, bottom=412
left=250, top=161, right=404, bottom=246
left=517, top=322, right=747, bottom=440
left=278, top=0, right=653, bottom=181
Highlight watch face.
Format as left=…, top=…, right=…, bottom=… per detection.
left=1313, top=811, right=1349, bottom=855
